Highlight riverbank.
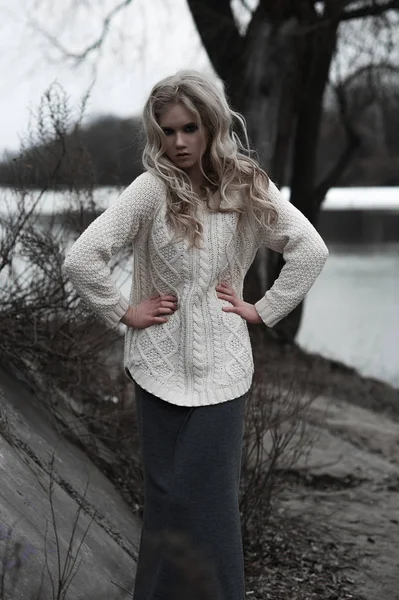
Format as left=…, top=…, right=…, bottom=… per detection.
left=102, top=327, right=399, bottom=599
left=246, top=328, right=399, bottom=599
left=1, top=329, right=398, bottom=599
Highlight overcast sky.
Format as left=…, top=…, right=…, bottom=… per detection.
left=0, top=0, right=238, bottom=154
left=0, top=0, right=395, bottom=155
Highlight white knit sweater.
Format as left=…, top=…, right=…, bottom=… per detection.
left=63, top=171, right=329, bottom=406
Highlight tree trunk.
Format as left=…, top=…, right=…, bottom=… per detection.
left=187, top=1, right=338, bottom=342
left=223, top=7, right=307, bottom=315
left=267, top=20, right=339, bottom=342
left=235, top=12, right=308, bottom=330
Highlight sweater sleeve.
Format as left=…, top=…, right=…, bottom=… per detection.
left=63, top=172, right=164, bottom=329
left=253, top=180, right=329, bottom=328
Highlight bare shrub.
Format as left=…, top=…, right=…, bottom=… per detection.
left=0, top=449, right=95, bottom=600
left=240, top=326, right=327, bottom=557
left=0, top=83, right=142, bottom=506
left=0, top=82, right=126, bottom=402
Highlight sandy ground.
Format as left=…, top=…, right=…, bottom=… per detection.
left=2, top=329, right=399, bottom=599
left=277, top=394, right=399, bottom=599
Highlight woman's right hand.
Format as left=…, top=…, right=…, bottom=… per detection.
left=120, top=293, right=178, bottom=329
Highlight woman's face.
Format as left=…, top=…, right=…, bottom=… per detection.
left=158, top=103, right=207, bottom=174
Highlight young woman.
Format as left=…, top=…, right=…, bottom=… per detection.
left=63, top=69, right=329, bottom=600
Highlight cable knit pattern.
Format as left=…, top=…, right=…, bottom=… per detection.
left=252, top=180, right=329, bottom=327
left=63, top=171, right=329, bottom=407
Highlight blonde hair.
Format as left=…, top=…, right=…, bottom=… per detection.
left=142, top=69, right=278, bottom=249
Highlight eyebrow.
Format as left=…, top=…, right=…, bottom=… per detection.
left=160, top=121, right=197, bottom=130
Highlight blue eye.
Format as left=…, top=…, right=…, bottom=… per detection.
left=185, top=124, right=198, bottom=133
left=162, top=128, right=173, bottom=136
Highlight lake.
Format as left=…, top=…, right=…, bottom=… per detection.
left=297, top=243, right=399, bottom=388
left=1, top=186, right=398, bottom=389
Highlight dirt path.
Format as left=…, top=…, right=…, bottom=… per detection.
left=275, top=395, right=399, bottom=599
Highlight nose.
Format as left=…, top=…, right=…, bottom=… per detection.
left=175, top=132, right=185, bottom=148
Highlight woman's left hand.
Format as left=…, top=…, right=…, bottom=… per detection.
left=216, top=282, right=263, bottom=324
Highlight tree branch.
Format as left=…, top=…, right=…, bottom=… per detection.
left=341, top=0, right=399, bottom=21
left=299, top=0, right=398, bottom=32
left=313, top=130, right=360, bottom=208
left=186, top=0, right=244, bottom=83
left=33, top=0, right=134, bottom=65
left=312, top=63, right=390, bottom=206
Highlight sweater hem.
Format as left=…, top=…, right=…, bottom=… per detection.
left=125, top=364, right=254, bottom=407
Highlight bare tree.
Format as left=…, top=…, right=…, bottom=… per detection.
left=19, top=0, right=399, bottom=343
left=193, top=2, right=399, bottom=337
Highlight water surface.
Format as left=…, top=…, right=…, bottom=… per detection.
left=298, top=244, right=399, bottom=388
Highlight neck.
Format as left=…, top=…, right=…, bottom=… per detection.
left=185, top=164, right=206, bottom=195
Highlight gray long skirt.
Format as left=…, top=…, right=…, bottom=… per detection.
left=132, top=381, right=248, bottom=600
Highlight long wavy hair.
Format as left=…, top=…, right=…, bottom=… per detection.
left=142, top=69, right=278, bottom=250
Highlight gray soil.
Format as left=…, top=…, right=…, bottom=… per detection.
left=278, top=393, right=399, bottom=599
left=1, top=332, right=399, bottom=600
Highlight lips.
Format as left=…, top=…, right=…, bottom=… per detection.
left=176, top=153, right=190, bottom=158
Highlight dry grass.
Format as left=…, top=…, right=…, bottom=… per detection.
left=0, top=450, right=95, bottom=600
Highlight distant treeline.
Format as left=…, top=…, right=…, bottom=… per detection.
left=1, top=98, right=398, bottom=189
left=0, top=116, right=145, bottom=189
